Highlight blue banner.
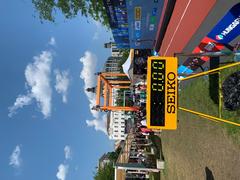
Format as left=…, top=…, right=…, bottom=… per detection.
left=178, top=3, right=240, bottom=76
left=208, top=3, right=240, bottom=44
left=126, top=0, right=164, bottom=49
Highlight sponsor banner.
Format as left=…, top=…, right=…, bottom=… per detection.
left=135, top=21, right=141, bottom=30
left=152, top=7, right=158, bottom=16
left=178, top=65, right=193, bottom=75
left=126, top=0, right=164, bottom=49
left=149, top=24, right=155, bottom=31
left=208, top=3, right=240, bottom=44
left=135, top=7, right=142, bottom=20
left=178, top=37, right=225, bottom=73
left=194, top=37, right=225, bottom=53
left=178, top=3, right=240, bottom=74
left=192, top=36, right=225, bottom=61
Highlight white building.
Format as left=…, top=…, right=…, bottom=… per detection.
left=111, top=45, right=122, bottom=57
left=108, top=111, right=130, bottom=140
left=103, top=56, right=122, bottom=73
left=104, top=42, right=122, bottom=57
left=106, top=83, right=132, bottom=140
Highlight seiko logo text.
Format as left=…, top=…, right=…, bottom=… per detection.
left=167, top=72, right=176, bottom=113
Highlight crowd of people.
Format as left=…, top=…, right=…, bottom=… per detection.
left=123, top=80, right=157, bottom=179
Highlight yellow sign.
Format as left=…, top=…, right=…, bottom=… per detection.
left=135, top=7, right=141, bottom=21
left=147, top=56, right=178, bottom=130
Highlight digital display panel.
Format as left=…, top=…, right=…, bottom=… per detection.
left=147, top=56, right=178, bottom=130
left=150, top=60, right=166, bottom=126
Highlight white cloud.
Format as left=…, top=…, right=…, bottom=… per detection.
left=8, top=95, right=32, bottom=117
left=25, top=51, right=52, bottom=118
left=9, top=145, right=22, bottom=168
left=49, top=37, right=56, bottom=46
left=8, top=51, right=53, bottom=118
left=79, top=51, right=107, bottom=134
left=80, top=51, right=97, bottom=89
left=79, top=51, right=97, bottom=111
left=56, top=164, right=69, bottom=180
left=56, top=146, right=71, bottom=180
left=86, top=114, right=107, bottom=134
left=55, top=70, right=70, bottom=103
left=64, top=146, right=72, bottom=160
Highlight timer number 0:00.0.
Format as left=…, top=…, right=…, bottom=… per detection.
left=151, top=61, right=165, bottom=92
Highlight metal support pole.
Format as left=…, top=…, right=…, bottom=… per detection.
left=179, top=62, right=240, bottom=127
left=179, top=107, right=240, bottom=127
left=109, top=80, right=131, bottom=84
left=179, top=62, right=240, bottom=81
left=109, top=86, right=113, bottom=107
left=101, top=73, right=128, bottom=77
left=100, top=106, right=139, bottom=112
left=112, top=86, right=130, bottom=89
left=218, top=71, right=222, bottom=118
left=96, top=76, right=101, bottom=106
left=94, top=72, right=131, bottom=111
left=104, top=83, right=108, bottom=107
left=123, top=90, right=126, bottom=107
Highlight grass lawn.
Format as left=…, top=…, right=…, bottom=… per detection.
left=149, top=172, right=160, bottom=180
left=179, top=63, right=240, bottom=144
left=148, top=135, right=163, bottom=180
left=159, top=62, right=240, bottom=180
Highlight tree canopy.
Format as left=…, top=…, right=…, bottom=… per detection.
left=94, top=148, right=121, bottom=179
left=94, top=162, right=114, bottom=180
left=32, top=0, right=109, bottom=26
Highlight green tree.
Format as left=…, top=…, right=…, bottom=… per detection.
left=109, top=147, right=121, bottom=161
left=120, top=49, right=130, bottom=62
left=32, top=0, right=109, bottom=26
left=94, top=163, right=114, bottom=180
left=94, top=148, right=121, bottom=179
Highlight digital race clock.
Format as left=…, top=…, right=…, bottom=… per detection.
left=150, top=60, right=166, bottom=126
left=147, top=57, right=178, bottom=130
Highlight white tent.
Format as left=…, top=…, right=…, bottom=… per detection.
left=122, top=49, right=134, bottom=78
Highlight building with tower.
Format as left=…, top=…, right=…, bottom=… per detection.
left=104, top=42, right=122, bottom=57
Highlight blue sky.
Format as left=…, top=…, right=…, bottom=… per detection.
left=0, top=1, right=113, bottom=179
